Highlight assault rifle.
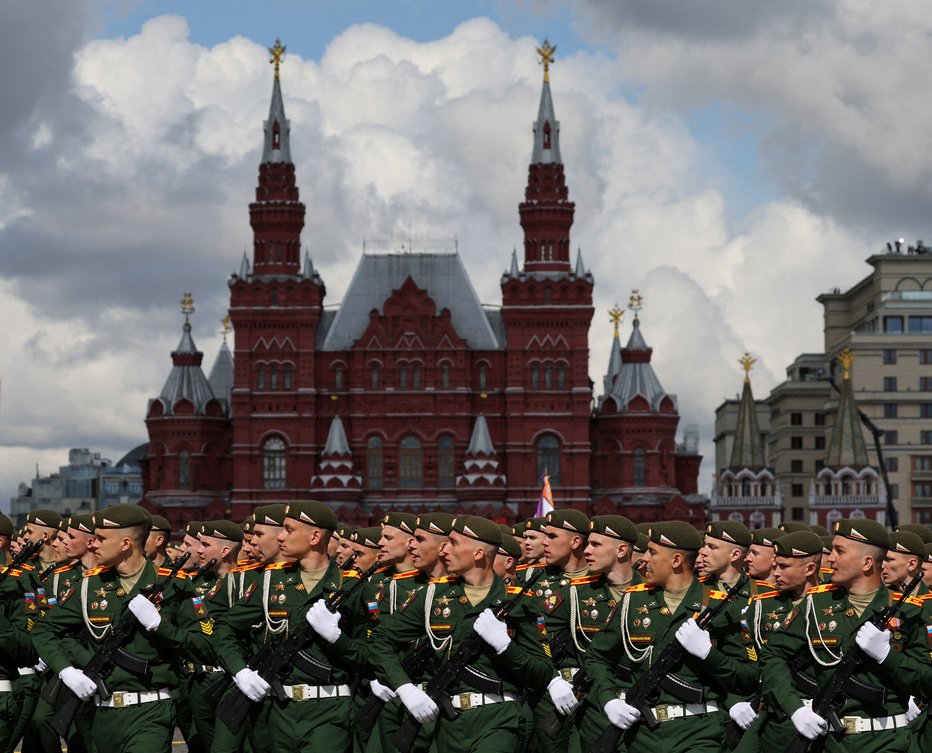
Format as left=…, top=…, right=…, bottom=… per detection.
left=355, top=640, right=436, bottom=733
left=392, top=568, right=545, bottom=753
left=783, top=571, right=923, bottom=753
left=0, top=539, right=44, bottom=587
left=217, top=555, right=383, bottom=733
left=190, top=558, right=218, bottom=580
left=588, top=573, right=749, bottom=753
left=50, top=551, right=191, bottom=737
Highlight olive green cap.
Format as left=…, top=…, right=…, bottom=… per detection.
left=750, top=527, right=784, bottom=548
left=451, top=515, right=502, bottom=547
left=635, top=522, right=653, bottom=534
left=27, top=509, right=63, bottom=530
left=634, top=533, right=649, bottom=553
left=778, top=521, right=813, bottom=534
left=201, top=520, right=244, bottom=543
left=284, top=500, right=337, bottom=531
left=148, top=515, right=171, bottom=534
left=545, top=509, right=590, bottom=535
left=497, top=525, right=522, bottom=558
left=254, top=504, right=287, bottom=526
left=509, top=522, right=524, bottom=537
left=415, top=512, right=454, bottom=536
left=831, top=519, right=890, bottom=550
left=895, top=523, right=932, bottom=544
left=810, top=524, right=831, bottom=537
left=67, top=514, right=96, bottom=535
left=523, top=517, right=547, bottom=533
left=94, top=504, right=151, bottom=530
left=649, top=521, right=702, bottom=552
left=889, top=530, right=926, bottom=559
left=0, top=513, right=13, bottom=537
left=704, top=521, right=751, bottom=548
left=351, top=527, right=382, bottom=549
left=774, top=531, right=823, bottom=558
left=589, top=515, right=638, bottom=544
left=925, top=542, right=932, bottom=563
left=242, top=516, right=255, bottom=534
left=381, top=512, right=417, bottom=535
left=820, top=534, right=834, bottom=554
left=184, top=520, right=203, bottom=538
left=336, top=524, right=357, bottom=539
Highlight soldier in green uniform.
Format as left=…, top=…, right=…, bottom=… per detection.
left=0, top=513, right=11, bottom=566
left=369, top=515, right=553, bottom=753
left=923, top=543, right=932, bottom=592
left=882, top=530, right=928, bottom=596
left=894, top=523, right=932, bottom=545
left=334, top=525, right=358, bottom=567
left=519, top=518, right=548, bottom=580
left=743, top=528, right=783, bottom=585
left=494, top=525, right=521, bottom=586
left=698, top=521, right=753, bottom=591
left=585, top=521, right=758, bottom=753
left=30, top=504, right=205, bottom=753
left=819, top=535, right=836, bottom=583
left=407, top=514, right=451, bottom=580
left=779, top=522, right=814, bottom=534
left=213, top=500, right=369, bottom=753
left=352, top=528, right=386, bottom=573
left=145, top=516, right=172, bottom=568
left=761, top=519, right=926, bottom=752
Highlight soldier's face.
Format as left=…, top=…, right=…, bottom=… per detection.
left=773, top=556, right=815, bottom=592
left=697, top=537, right=739, bottom=578
left=440, top=531, right=481, bottom=576
left=278, top=520, right=316, bottom=558
left=584, top=532, right=623, bottom=575
left=745, top=545, right=775, bottom=579
left=379, top=527, right=412, bottom=565
left=327, top=533, right=341, bottom=559
left=52, top=531, right=69, bottom=563
left=253, top=524, right=283, bottom=563
left=144, top=531, right=165, bottom=559
left=543, top=526, right=577, bottom=567
left=523, top=530, right=546, bottom=560
left=828, top=537, right=881, bottom=587
left=92, top=528, right=130, bottom=565
left=351, top=546, right=380, bottom=571
left=181, top=535, right=201, bottom=570
left=409, top=529, right=445, bottom=571
left=881, top=551, right=916, bottom=586
left=63, top=528, right=93, bottom=559
left=643, top=543, right=674, bottom=587
left=923, top=559, right=932, bottom=588
left=198, top=534, right=227, bottom=567
left=335, top=536, right=354, bottom=566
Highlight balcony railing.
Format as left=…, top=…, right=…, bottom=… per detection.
left=809, top=494, right=883, bottom=508
left=709, top=495, right=782, bottom=509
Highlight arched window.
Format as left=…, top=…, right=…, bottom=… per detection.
left=536, top=434, right=561, bottom=486
left=399, top=365, right=408, bottom=389
left=531, top=366, right=540, bottom=389
left=544, top=365, right=553, bottom=389
left=543, top=121, right=552, bottom=149
left=367, top=437, right=383, bottom=489
left=262, top=437, right=286, bottom=490
left=270, top=365, right=279, bottom=390
left=257, top=366, right=266, bottom=390
left=440, top=363, right=450, bottom=388
left=438, top=435, right=455, bottom=488
left=478, top=364, right=488, bottom=390
left=399, top=436, right=423, bottom=488
left=633, top=448, right=646, bottom=487
left=178, top=449, right=190, bottom=489
left=334, top=366, right=344, bottom=390
left=741, top=480, right=752, bottom=497
left=544, top=288, right=552, bottom=305
left=412, top=364, right=421, bottom=389
left=557, top=366, right=566, bottom=389
left=283, top=364, right=293, bottom=390
left=272, top=121, right=281, bottom=150
left=370, top=365, right=380, bottom=390
left=270, top=289, right=278, bottom=305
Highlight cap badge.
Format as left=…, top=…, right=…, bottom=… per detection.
left=848, top=527, right=868, bottom=542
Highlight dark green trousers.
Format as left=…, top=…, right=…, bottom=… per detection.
left=89, top=699, right=173, bottom=753
left=267, top=695, right=354, bottom=752
left=435, top=702, right=522, bottom=753
left=625, top=712, right=725, bottom=753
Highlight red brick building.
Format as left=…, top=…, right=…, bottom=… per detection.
left=140, top=59, right=705, bottom=530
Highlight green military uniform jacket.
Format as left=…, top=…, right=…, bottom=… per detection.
left=369, top=574, right=553, bottom=696
left=0, top=564, right=33, bottom=681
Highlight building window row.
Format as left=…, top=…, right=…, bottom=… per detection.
left=529, top=361, right=568, bottom=390
left=256, top=362, right=294, bottom=391
left=336, top=362, right=487, bottom=391
left=883, top=316, right=932, bottom=334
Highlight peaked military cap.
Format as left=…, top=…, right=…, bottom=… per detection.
left=750, top=527, right=783, bottom=547
left=27, top=509, right=63, bottom=530
left=704, top=521, right=751, bottom=548
left=545, top=509, right=590, bottom=534
left=381, top=512, right=417, bottom=535
left=284, top=500, right=337, bottom=531
left=415, top=512, right=454, bottom=536
left=778, top=521, right=813, bottom=534
left=820, top=534, right=834, bottom=554
left=895, top=523, right=932, bottom=544
left=94, top=504, right=151, bottom=530
left=649, top=521, right=702, bottom=551
left=832, top=519, right=890, bottom=550
left=589, top=515, right=638, bottom=544
left=254, top=503, right=287, bottom=526
left=185, top=520, right=204, bottom=538
left=242, top=515, right=255, bottom=534
left=810, top=524, right=831, bottom=537
left=510, top=522, right=524, bottom=537
left=889, top=530, right=926, bottom=559
left=497, top=525, right=522, bottom=558
left=774, top=531, right=823, bottom=558
left=634, top=533, right=649, bottom=554
left=635, top=522, right=653, bottom=534
left=523, top=517, right=547, bottom=533
left=351, top=527, right=382, bottom=549
left=67, top=514, right=96, bottom=534
left=148, top=515, right=171, bottom=534
left=0, top=513, right=13, bottom=537
left=201, top=520, right=244, bottom=543
left=336, top=524, right=357, bottom=539
left=452, top=515, right=502, bottom=547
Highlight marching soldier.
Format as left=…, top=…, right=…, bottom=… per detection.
left=0, top=513, right=33, bottom=753
left=520, top=518, right=548, bottom=579
left=697, top=521, right=754, bottom=594
left=334, top=525, right=358, bottom=567
left=145, top=516, right=172, bottom=567
left=494, top=525, right=521, bottom=587
left=352, top=528, right=386, bottom=573
left=882, top=530, right=928, bottom=595
left=743, top=528, right=782, bottom=585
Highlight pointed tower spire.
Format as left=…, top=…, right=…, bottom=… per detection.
left=574, top=247, right=586, bottom=277
left=603, top=305, right=624, bottom=395
left=303, top=249, right=315, bottom=278
left=519, top=40, right=574, bottom=275
left=457, top=415, right=506, bottom=489
left=310, top=416, right=361, bottom=491
left=826, top=348, right=870, bottom=467
left=509, top=247, right=519, bottom=277
left=263, top=39, right=292, bottom=164
left=239, top=251, right=251, bottom=278
left=155, top=294, right=217, bottom=414
left=729, top=353, right=764, bottom=468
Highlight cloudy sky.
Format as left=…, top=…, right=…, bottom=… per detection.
left=2, top=0, right=928, bottom=507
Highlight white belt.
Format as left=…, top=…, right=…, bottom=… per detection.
left=282, top=683, right=351, bottom=702
left=0, top=680, right=12, bottom=692
left=18, top=668, right=35, bottom=676
left=840, top=713, right=909, bottom=734
left=450, top=691, right=517, bottom=710
left=618, top=692, right=719, bottom=723
left=558, top=667, right=580, bottom=682
left=95, top=689, right=171, bottom=708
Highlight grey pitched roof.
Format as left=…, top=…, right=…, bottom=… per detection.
left=574, top=248, right=586, bottom=277
left=322, top=416, right=351, bottom=456
left=531, top=79, right=562, bottom=165
left=826, top=373, right=870, bottom=468
left=605, top=319, right=677, bottom=412
left=729, top=376, right=764, bottom=468
left=602, top=332, right=622, bottom=395
left=320, top=253, right=501, bottom=351
left=262, top=76, right=292, bottom=164
left=207, top=341, right=234, bottom=409
left=466, top=415, right=495, bottom=455
left=157, top=323, right=217, bottom=413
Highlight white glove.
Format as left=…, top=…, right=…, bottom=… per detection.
left=906, top=696, right=922, bottom=723
left=729, top=701, right=758, bottom=730
left=473, top=608, right=510, bottom=654
left=233, top=668, right=270, bottom=702
left=397, top=682, right=439, bottom=723
left=855, top=622, right=891, bottom=664
left=675, top=618, right=712, bottom=660
left=306, top=600, right=341, bottom=644
left=790, top=706, right=828, bottom=740
left=370, top=678, right=397, bottom=702
left=548, top=675, right=579, bottom=715
left=34, top=659, right=47, bottom=673
left=58, top=667, right=97, bottom=701
left=604, top=698, right=641, bottom=730
left=128, top=595, right=161, bottom=631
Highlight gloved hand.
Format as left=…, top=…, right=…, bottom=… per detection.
left=548, top=675, right=579, bottom=715
left=58, top=667, right=97, bottom=701
left=729, top=701, right=758, bottom=730
left=855, top=622, right=891, bottom=664
left=473, top=608, right=510, bottom=654
left=233, top=668, right=270, bottom=702
left=306, top=600, right=341, bottom=644
left=907, top=696, right=922, bottom=723
left=397, top=682, right=439, bottom=722
left=604, top=698, right=641, bottom=730
left=34, top=659, right=47, bottom=673
left=370, top=678, right=397, bottom=702
left=128, top=595, right=161, bottom=631
left=675, top=618, right=712, bottom=660
left=790, top=706, right=828, bottom=740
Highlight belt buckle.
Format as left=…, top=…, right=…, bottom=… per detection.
left=655, top=704, right=669, bottom=722
left=112, top=692, right=125, bottom=709
left=459, top=692, right=472, bottom=710
left=842, top=716, right=858, bottom=734
left=560, top=668, right=574, bottom=682
left=293, top=685, right=304, bottom=701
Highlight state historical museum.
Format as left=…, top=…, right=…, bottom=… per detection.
left=140, top=45, right=705, bottom=529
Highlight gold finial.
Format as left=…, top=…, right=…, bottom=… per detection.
left=609, top=305, right=624, bottom=337
left=269, top=39, right=286, bottom=81
left=837, top=347, right=855, bottom=380
left=738, top=352, right=756, bottom=383
left=181, top=292, right=195, bottom=323
left=536, top=39, right=556, bottom=84
left=628, top=289, right=643, bottom=321
left=221, top=315, right=232, bottom=342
